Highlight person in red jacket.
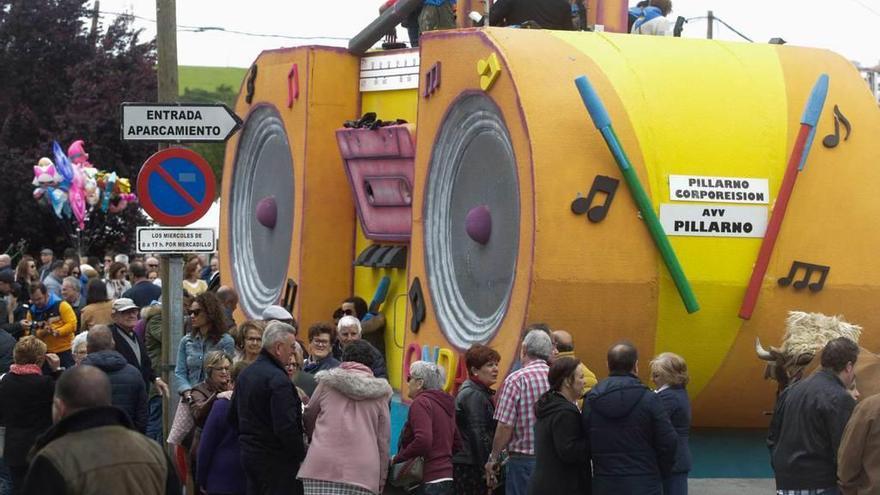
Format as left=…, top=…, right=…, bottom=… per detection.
left=395, top=361, right=459, bottom=494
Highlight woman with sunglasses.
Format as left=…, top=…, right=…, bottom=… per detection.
left=104, top=261, right=130, bottom=300
left=175, top=292, right=235, bottom=403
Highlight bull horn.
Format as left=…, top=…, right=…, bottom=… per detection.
left=755, top=337, right=775, bottom=361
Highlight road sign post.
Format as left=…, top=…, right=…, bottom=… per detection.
left=121, top=102, right=242, bottom=143
left=136, top=144, right=218, bottom=443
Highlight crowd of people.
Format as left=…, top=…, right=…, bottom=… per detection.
left=0, top=246, right=699, bottom=495
left=2, top=244, right=878, bottom=495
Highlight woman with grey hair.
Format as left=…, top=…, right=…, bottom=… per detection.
left=72, top=331, right=88, bottom=366
left=650, top=352, right=692, bottom=495
left=394, top=361, right=457, bottom=494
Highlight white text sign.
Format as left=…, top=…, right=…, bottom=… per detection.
left=137, top=227, right=216, bottom=254
left=669, top=175, right=769, bottom=204
left=122, top=103, right=242, bottom=142
left=660, top=204, right=767, bottom=238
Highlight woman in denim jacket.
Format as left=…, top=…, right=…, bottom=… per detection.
left=176, top=292, right=235, bottom=401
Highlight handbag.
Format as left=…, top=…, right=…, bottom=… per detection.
left=389, top=456, right=424, bottom=488
left=166, top=396, right=195, bottom=445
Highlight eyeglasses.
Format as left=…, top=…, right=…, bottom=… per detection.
left=188, top=309, right=202, bottom=316
left=245, top=337, right=262, bottom=343
left=285, top=363, right=300, bottom=370
left=310, top=338, right=330, bottom=346
left=212, top=366, right=230, bottom=372
left=342, top=309, right=354, bottom=316
left=147, top=264, right=159, bottom=269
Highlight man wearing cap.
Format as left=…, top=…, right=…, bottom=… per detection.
left=262, top=305, right=308, bottom=360
left=38, top=248, right=54, bottom=281
left=262, top=305, right=297, bottom=328
left=122, top=261, right=162, bottom=308
left=109, top=297, right=170, bottom=399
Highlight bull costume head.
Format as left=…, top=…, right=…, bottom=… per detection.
left=755, top=311, right=861, bottom=394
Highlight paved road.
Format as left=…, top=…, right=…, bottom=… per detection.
left=691, top=478, right=775, bottom=494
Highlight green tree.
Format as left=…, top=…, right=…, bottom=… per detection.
left=0, top=1, right=157, bottom=258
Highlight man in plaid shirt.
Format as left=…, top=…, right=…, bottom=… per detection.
left=484, top=329, right=552, bottom=495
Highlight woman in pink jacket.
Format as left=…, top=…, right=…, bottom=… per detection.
left=297, top=339, right=393, bottom=495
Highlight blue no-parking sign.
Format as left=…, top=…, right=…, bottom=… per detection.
left=136, top=147, right=216, bottom=226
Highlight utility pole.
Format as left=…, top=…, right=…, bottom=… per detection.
left=707, top=10, right=714, bottom=39
left=89, top=1, right=100, bottom=43
left=155, top=0, right=183, bottom=444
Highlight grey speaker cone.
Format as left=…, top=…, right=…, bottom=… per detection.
left=424, top=93, right=520, bottom=348
left=229, top=105, right=295, bottom=318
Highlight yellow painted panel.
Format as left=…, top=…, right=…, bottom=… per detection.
left=551, top=32, right=788, bottom=396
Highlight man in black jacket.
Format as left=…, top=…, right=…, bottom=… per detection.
left=108, top=298, right=169, bottom=398
left=582, top=341, right=678, bottom=495
left=230, top=321, right=305, bottom=495
left=768, top=337, right=859, bottom=493
left=81, top=325, right=148, bottom=432
left=121, top=261, right=161, bottom=308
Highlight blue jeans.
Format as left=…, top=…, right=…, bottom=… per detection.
left=145, top=395, right=163, bottom=443
left=505, top=455, right=535, bottom=495
left=0, top=458, right=11, bottom=495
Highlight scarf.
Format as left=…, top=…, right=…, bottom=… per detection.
left=9, top=363, right=42, bottom=375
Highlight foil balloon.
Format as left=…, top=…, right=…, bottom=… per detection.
left=100, top=172, right=117, bottom=213
left=83, top=167, right=101, bottom=206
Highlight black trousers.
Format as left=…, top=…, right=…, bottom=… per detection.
left=242, top=456, right=302, bottom=495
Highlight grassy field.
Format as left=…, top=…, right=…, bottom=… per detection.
left=178, top=66, right=247, bottom=95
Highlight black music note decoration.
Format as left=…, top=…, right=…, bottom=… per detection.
left=822, top=105, right=851, bottom=149
left=571, top=175, right=620, bottom=223
left=409, top=277, right=426, bottom=333
left=777, top=260, right=830, bottom=292
left=423, top=62, right=441, bottom=98
left=245, top=64, right=258, bottom=104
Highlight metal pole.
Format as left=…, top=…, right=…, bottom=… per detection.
left=707, top=10, right=714, bottom=39
left=156, top=0, right=181, bottom=445
left=348, top=0, right=423, bottom=55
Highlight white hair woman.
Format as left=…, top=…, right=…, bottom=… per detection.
left=334, top=315, right=387, bottom=378
left=650, top=352, right=692, bottom=495
left=393, top=361, right=457, bottom=494
left=72, top=331, right=89, bottom=366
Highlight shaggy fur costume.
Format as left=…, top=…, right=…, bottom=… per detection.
left=779, top=311, right=862, bottom=357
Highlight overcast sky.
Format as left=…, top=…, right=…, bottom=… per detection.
left=96, top=0, right=880, bottom=68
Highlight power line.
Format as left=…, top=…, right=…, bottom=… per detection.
left=845, top=0, right=880, bottom=18
left=97, top=10, right=351, bottom=42
left=685, top=15, right=753, bottom=42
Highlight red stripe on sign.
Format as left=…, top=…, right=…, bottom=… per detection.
left=154, top=165, right=201, bottom=210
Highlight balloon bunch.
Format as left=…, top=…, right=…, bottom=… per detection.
left=32, top=140, right=138, bottom=229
